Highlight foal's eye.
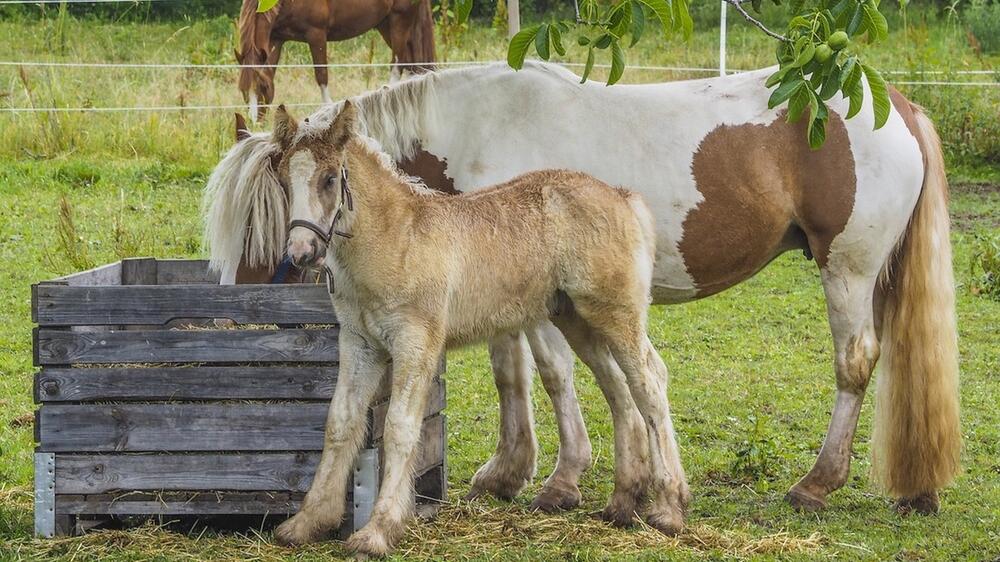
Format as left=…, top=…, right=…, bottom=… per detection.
left=324, top=174, right=337, bottom=190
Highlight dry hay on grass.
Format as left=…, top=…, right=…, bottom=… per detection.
left=400, top=499, right=826, bottom=559
left=2, top=489, right=825, bottom=561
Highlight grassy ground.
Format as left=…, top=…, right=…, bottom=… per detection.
left=1, top=11, right=999, bottom=562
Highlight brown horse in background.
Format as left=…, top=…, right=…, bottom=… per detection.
left=236, top=0, right=436, bottom=122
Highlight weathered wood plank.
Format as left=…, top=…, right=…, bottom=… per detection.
left=34, top=328, right=340, bottom=365
left=35, top=366, right=339, bottom=402
left=51, top=262, right=122, bottom=287
left=121, top=258, right=157, bottom=285
left=54, top=415, right=444, bottom=493
left=57, top=492, right=305, bottom=516
left=153, top=259, right=221, bottom=285
left=371, top=380, right=446, bottom=440
left=33, top=284, right=337, bottom=327
left=36, top=381, right=444, bottom=452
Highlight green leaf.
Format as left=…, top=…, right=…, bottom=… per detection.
left=765, top=66, right=790, bottom=88
left=791, top=43, right=816, bottom=68
left=454, top=0, right=473, bottom=24
left=790, top=0, right=806, bottom=14
left=768, top=76, right=805, bottom=109
left=807, top=116, right=827, bottom=149
left=609, top=40, right=626, bottom=85
left=786, top=84, right=810, bottom=122
left=840, top=55, right=858, bottom=87
left=846, top=4, right=864, bottom=35
left=862, top=1, right=889, bottom=41
left=550, top=22, right=566, bottom=56
left=580, top=46, right=596, bottom=83
left=609, top=3, right=631, bottom=38
left=594, top=33, right=613, bottom=49
left=507, top=24, right=541, bottom=70
left=535, top=24, right=551, bottom=60
left=257, top=0, right=278, bottom=13
left=830, top=0, right=852, bottom=21
left=672, top=0, right=693, bottom=40
left=630, top=1, right=646, bottom=46
left=862, top=62, right=891, bottom=129
left=819, top=64, right=843, bottom=100
left=636, top=0, right=674, bottom=38
left=845, top=78, right=864, bottom=118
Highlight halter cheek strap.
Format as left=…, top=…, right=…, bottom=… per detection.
left=287, top=166, right=354, bottom=243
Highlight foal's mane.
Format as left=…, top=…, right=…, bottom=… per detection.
left=237, top=0, right=280, bottom=90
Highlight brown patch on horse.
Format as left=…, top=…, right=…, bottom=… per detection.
left=681, top=113, right=856, bottom=296
left=398, top=146, right=458, bottom=194
left=889, top=87, right=924, bottom=154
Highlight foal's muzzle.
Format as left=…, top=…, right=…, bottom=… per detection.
left=287, top=223, right=329, bottom=268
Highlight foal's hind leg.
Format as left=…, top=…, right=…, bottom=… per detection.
left=786, top=270, right=880, bottom=511
left=467, top=332, right=538, bottom=500
left=552, top=314, right=652, bottom=528
left=525, top=321, right=592, bottom=512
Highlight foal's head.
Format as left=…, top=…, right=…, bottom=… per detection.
left=275, top=102, right=359, bottom=267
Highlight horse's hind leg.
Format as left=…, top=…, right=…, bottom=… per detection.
left=552, top=313, right=652, bottom=528
left=786, top=269, right=880, bottom=511
left=466, top=332, right=538, bottom=500
left=524, top=321, right=592, bottom=512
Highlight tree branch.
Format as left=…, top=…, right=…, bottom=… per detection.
left=723, top=0, right=791, bottom=42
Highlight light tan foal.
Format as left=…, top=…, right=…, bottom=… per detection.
left=270, top=101, right=687, bottom=556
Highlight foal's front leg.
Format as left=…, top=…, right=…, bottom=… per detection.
left=346, top=328, right=443, bottom=557
left=274, top=329, right=388, bottom=545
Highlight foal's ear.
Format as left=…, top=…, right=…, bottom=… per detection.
left=234, top=113, right=251, bottom=142
left=324, top=100, right=358, bottom=148
left=272, top=104, right=298, bottom=148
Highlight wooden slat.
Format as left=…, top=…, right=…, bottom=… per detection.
left=371, top=379, right=446, bottom=440
left=121, top=258, right=157, bottom=285
left=34, top=328, right=340, bottom=365
left=36, top=380, right=445, bottom=452
left=57, top=492, right=304, bottom=515
left=33, top=285, right=337, bottom=327
left=54, top=415, right=445, bottom=494
left=51, top=262, right=122, bottom=287
left=153, top=259, right=221, bottom=285
left=35, top=366, right=339, bottom=402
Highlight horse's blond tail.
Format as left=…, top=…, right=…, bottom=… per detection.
left=872, top=105, right=961, bottom=499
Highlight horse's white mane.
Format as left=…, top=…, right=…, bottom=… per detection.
left=205, top=62, right=562, bottom=278
left=203, top=132, right=285, bottom=280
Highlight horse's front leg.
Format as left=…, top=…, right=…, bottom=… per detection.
left=305, top=31, right=331, bottom=104
left=466, top=331, right=538, bottom=501
left=345, top=326, right=443, bottom=557
left=274, top=328, right=387, bottom=545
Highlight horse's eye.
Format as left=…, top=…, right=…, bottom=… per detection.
left=325, top=174, right=337, bottom=190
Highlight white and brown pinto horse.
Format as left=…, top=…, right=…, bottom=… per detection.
left=205, top=62, right=960, bottom=535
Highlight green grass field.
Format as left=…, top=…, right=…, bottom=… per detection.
left=1, top=10, right=999, bottom=561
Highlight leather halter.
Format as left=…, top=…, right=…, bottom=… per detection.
left=287, top=166, right=354, bottom=242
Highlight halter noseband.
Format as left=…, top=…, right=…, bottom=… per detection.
left=287, top=166, right=354, bottom=243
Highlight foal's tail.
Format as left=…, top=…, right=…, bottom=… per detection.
left=872, top=105, right=961, bottom=501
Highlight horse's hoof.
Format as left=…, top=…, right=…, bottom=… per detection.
left=274, top=513, right=329, bottom=546
left=346, top=526, right=392, bottom=558
left=530, top=484, right=582, bottom=513
left=785, top=488, right=827, bottom=512
left=467, top=468, right=530, bottom=501
left=646, top=509, right=684, bottom=536
left=895, top=492, right=939, bottom=516
left=599, top=502, right=638, bottom=528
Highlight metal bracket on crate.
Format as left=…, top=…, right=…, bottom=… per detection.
left=352, top=448, right=379, bottom=531
left=34, top=452, right=55, bottom=538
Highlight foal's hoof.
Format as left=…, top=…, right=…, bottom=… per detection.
left=346, top=526, right=392, bottom=558
left=599, top=501, right=639, bottom=528
left=647, top=508, right=685, bottom=536
left=530, top=483, right=582, bottom=513
left=785, top=487, right=827, bottom=512
left=274, top=513, right=328, bottom=546
left=895, top=492, right=939, bottom=516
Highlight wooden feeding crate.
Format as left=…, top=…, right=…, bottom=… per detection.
left=31, top=258, right=446, bottom=537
